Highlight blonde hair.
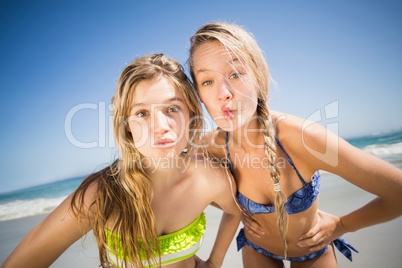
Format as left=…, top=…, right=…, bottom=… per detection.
left=71, top=53, right=204, bottom=267
left=189, top=22, right=289, bottom=258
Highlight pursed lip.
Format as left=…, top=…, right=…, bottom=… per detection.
left=221, top=105, right=232, bottom=112
left=154, top=137, right=175, bottom=148
left=221, top=105, right=235, bottom=120
left=221, top=109, right=237, bottom=114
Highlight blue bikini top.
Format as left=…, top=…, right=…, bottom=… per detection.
left=225, top=132, right=320, bottom=215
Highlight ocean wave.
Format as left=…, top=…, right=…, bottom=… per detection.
left=362, top=142, right=402, bottom=156
left=0, top=196, right=67, bottom=221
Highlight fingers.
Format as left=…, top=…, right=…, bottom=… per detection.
left=242, top=213, right=264, bottom=234
left=242, top=215, right=260, bottom=238
left=245, top=226, right=263, bottom=238
left=242, top=214, right=254, bottom=227
left=297, top=231, right=326, bottom=248
left=299, top=223, right=320, bottom=240
left=242, top=214, right=265, bottom=237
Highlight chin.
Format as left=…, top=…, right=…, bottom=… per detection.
left=159, top=147, right=186, bottom=158
left=217, top=118, right=244, bottom=132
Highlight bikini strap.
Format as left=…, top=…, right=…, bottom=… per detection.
left=275, top=136, right=308, bottom=186
left=226, top=132, right=307, bottom=185
left=225, top=132, right=235, bottom=177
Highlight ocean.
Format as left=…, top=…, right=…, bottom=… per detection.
left=347, top=131, right=402, bottom=168
left=1, top=131, right=401, bottom=222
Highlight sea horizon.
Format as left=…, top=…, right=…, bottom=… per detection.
left=1, top=130, right=401, bottom=222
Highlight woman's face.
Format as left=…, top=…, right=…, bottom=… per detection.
left=192, top=41, right=258, bottom=132
left=127, top=76, right=190, bottom=159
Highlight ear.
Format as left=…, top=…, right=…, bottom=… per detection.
left=126, top=121, right=132, bottom=133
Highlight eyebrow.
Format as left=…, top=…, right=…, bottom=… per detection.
left=228, top=58, right=240, bottom=64
left=131, top=97, right=185, bottom=109
left=195, top=58, right=241, bottom=75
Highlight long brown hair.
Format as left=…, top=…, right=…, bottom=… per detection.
left=70, top=53, right=204, bottom=267
left=188, top=22, right=289, bottom=258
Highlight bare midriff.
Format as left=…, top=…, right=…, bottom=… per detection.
left=244, top=199, right=320, bottom=258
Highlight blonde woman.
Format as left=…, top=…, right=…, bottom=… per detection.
left=188, top=22, right=402, bottom=267
left=3, top=54, right=241, bottom=268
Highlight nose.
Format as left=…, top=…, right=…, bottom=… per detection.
left=153, top=111, right=170, bottom=135
left=217, top=79, right=233, bottom=102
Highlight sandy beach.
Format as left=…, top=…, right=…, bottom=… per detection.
left=1, top=172, right=401, bottom=267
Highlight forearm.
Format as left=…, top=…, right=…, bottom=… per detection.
left=340, top=196, right=402, bottom=233
left=2, top=195, right=89, bottom=268
left=207, top=212, right=241, bottom=267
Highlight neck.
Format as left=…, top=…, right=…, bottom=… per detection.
left=230, top=114, right=265, bottom=152
left=143, top=153, right=186, bottom=184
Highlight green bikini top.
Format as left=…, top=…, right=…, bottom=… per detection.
left=105, top=212, right=206, bottom=268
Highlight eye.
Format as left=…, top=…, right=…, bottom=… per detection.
left=167, top=106, right=181, bottom=113
left=136, top=110, right=148, bottom=117
left=229, top=72, right=242, bottom=79
left=201, top=80, right=213, bottom=86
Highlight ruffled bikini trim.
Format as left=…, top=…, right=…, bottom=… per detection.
left=105, top=212, right=206, bottom=261
left=158, top=212, right=206, bottom=254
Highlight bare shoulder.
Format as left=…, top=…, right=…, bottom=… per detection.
left=71, top=173, right=99, bottom=209
left=271, top=110, right=308, bottom=148
left=184, top=153, right=235, bottom=193
left=195, top=127, right=227, bottom=160
left=271, top=110, right=341, bottom=170
left=186, top=154, right=238, bottom=215
left=271, top=113, right=402, bottom=208
left=69, top=169, right=112, bottom=225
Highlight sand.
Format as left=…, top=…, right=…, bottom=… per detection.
left=1, top=172, right=401, bottom=267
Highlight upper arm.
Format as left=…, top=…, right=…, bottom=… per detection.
left=326, top=136, right=402, bottom=201
left=195, top=129, right=240, bottom=215
left=194, top=128, right=227, bottom=160
left=3, top=184, right=97, bottom=268
left=205, top=164, right=241, bottom=216
left=285, top=116, right=402, bottom=205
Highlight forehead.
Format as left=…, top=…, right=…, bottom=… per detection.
left=192, top=41, right=241, bottom=73
left=132, top=76, right=184, bottom=104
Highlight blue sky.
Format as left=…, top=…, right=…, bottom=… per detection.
left=1, top=0, right=401, bottom=193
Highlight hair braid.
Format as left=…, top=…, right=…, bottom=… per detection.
left=257, top=99, right=288, bottom=259
left=189, top=21, right=289, bottom=259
